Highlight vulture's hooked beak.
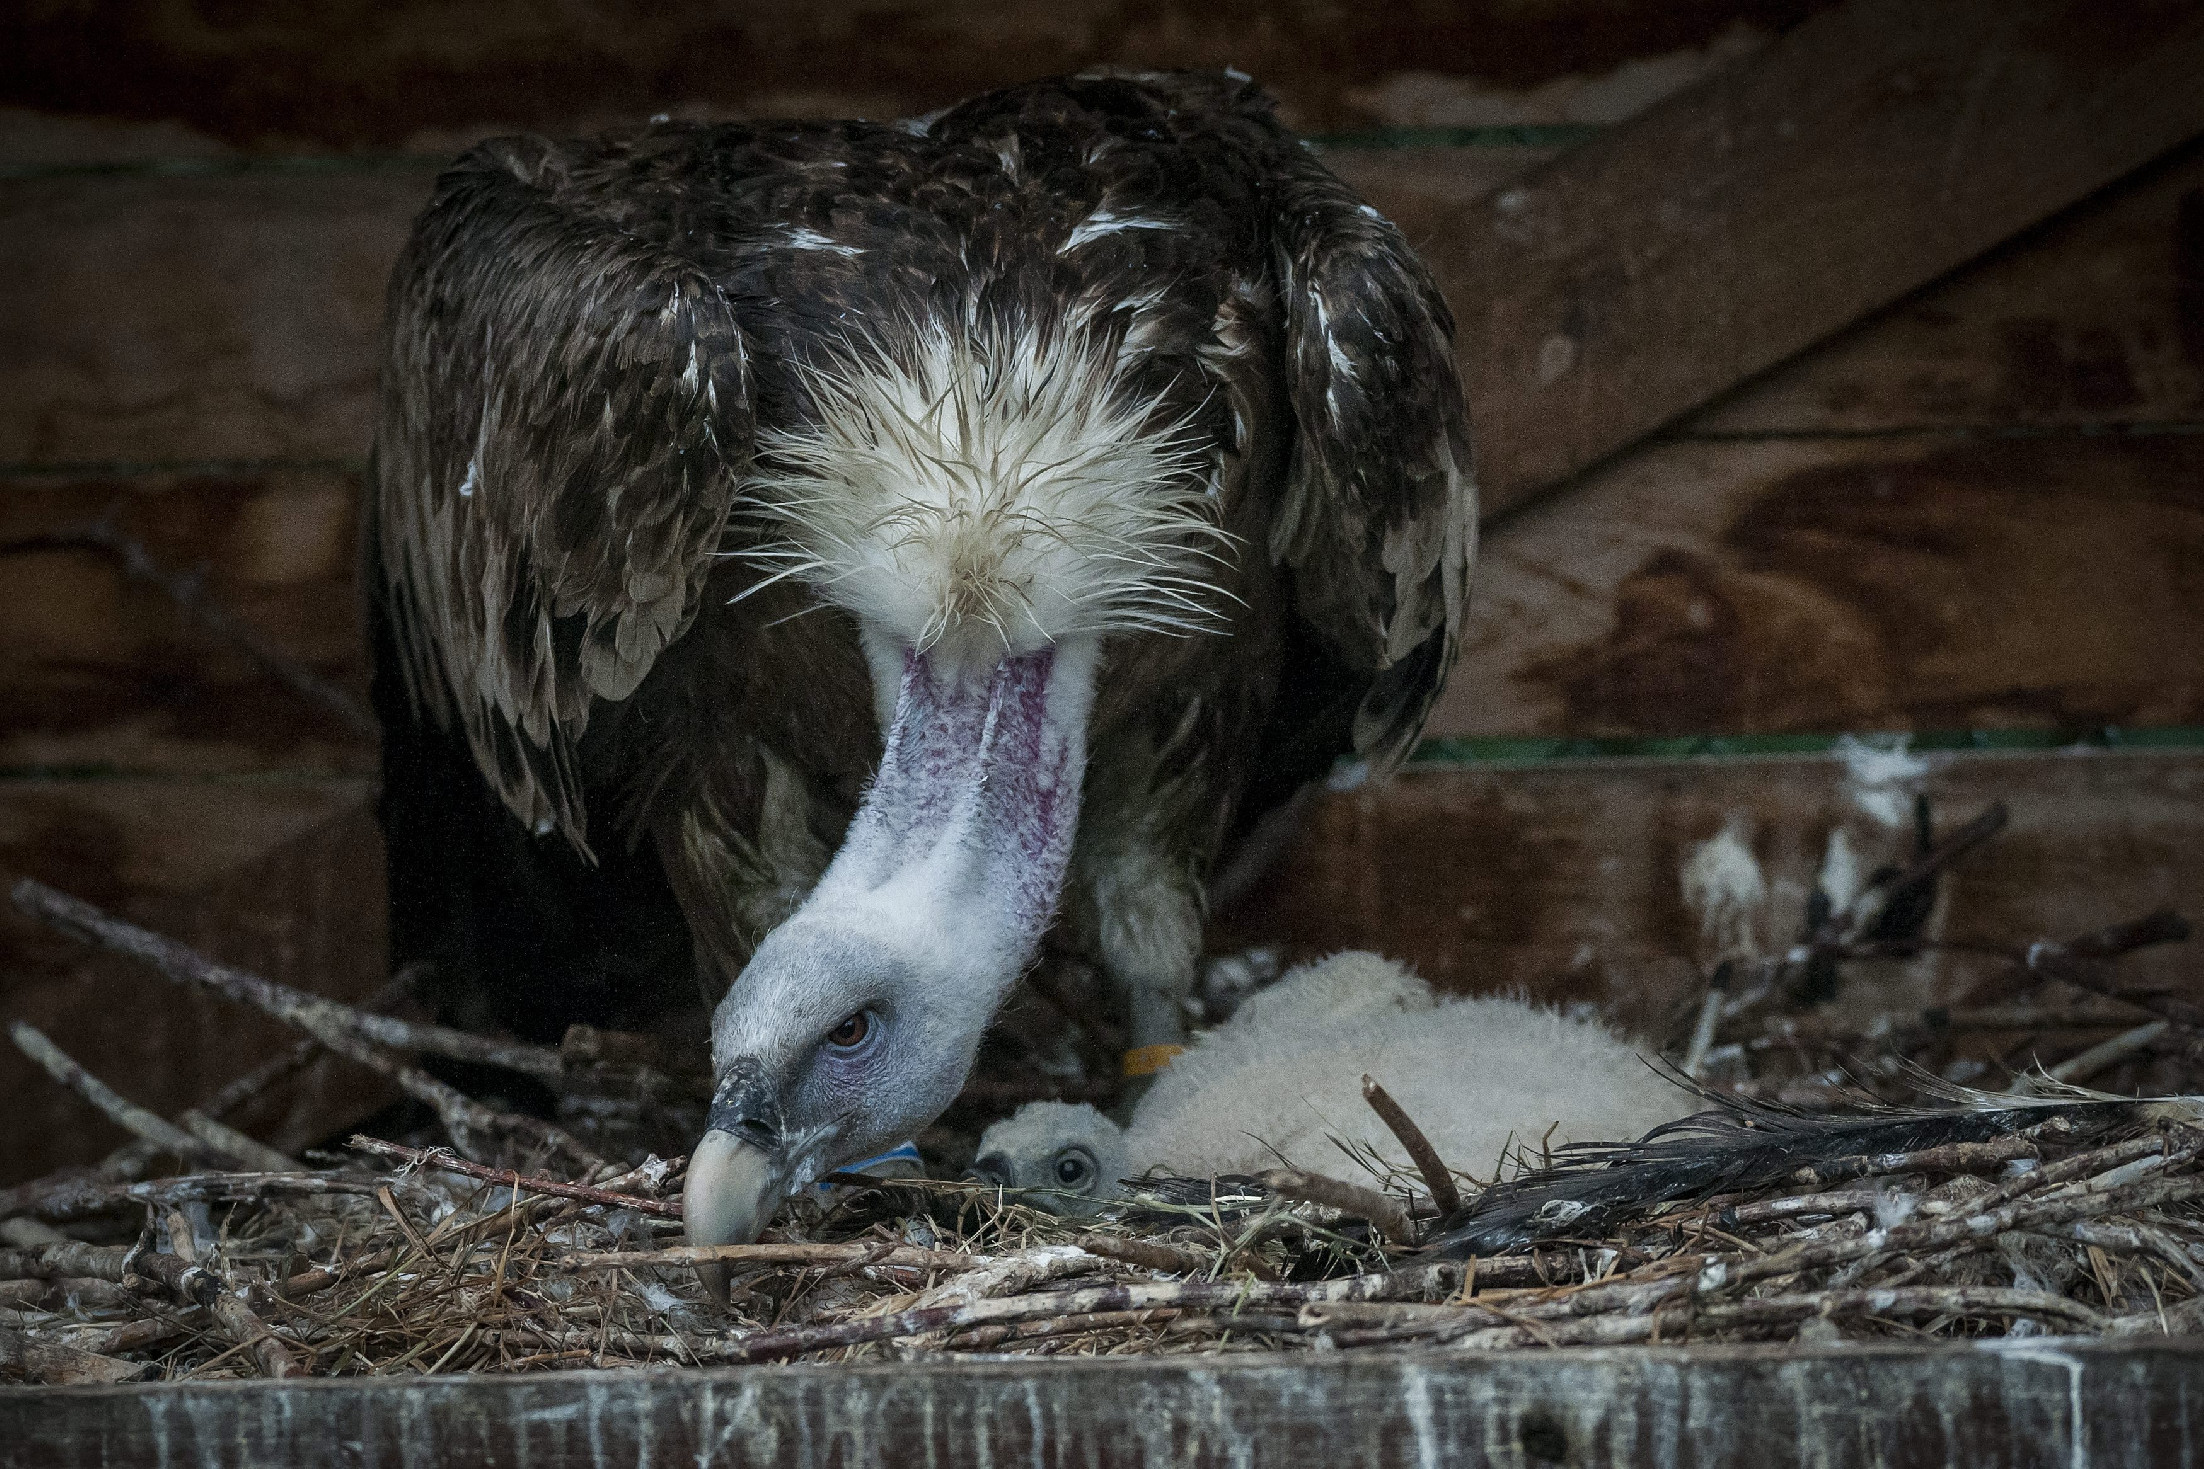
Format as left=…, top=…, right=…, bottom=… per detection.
left=683, top=1073, right=791, bottom=1304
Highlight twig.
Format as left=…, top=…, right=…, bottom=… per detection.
left=12, top=880, right=563, bottom=1080
left=2027, top=910, right=2200, bottom=1029
left=2048, top=1021, right=2171, bottom=1083
left=0, top=1242, right=132, bottom=1282
left=0, top=1323, right=154, bottom=1385
left=178, top=1110, right=298, bottom=1173
left=1255, top=1168, right=1416, bottom=1246
left=1072, top=1234, right=1213, bottom=1275
left=693, top=1262, right=1468, bottom=1363
left=8, top=1171, right=412, bottom=1224
left=1360, top=1075, right=1461, bottom=1217
left=896, top=1246, right=1103, bottom=1315
left=126, top=1248, right=300, bottom=1378
left=1682, top=961, right=1732, bottom=1079
left=1736, top=1151, right=2204, bottom=1288
left=1847, top=802, right=2009, bottom=943
left=561, top=1242, right=987, bottom=1273
left=1335, top=1285, right=2108, bottom=1351
left=348, top=1137, right=679, bottom=1218
left=944, top=1307, right=1185, bottom=1350
left=10, top=881, right=598, bottom=1169
left=6, top=1021, right=229, bottom=1167
left=0, top=1277, right=134, bottom=1311
left=195, top=966, right=428, bottom=1128
left=2065, top=908, right=2195, bottom=962
left=1783, top=1133, right=2040, bottom=1191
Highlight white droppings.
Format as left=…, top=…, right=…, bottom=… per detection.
left=1815, top=826, right=1865, bottom=916
left=1681, top=815, right=1766, bottom=963
left=1834, top=733, right=1931, bottom=828
left=2090, top=1152, right=2167, bottom=1190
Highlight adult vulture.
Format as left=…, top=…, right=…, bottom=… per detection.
left=367, top=70, right=1474, bottom=1285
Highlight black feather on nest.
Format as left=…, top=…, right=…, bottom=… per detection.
left=1424, top=1068, right=2195, bottom=1258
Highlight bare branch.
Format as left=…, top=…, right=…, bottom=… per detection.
left=1360, top=1074, right=1462, bottom=1217
left=348, top=1137, right=679, bottom=1218
left=9, top=881, right=598, bottom=1169
left=1254, top=1168, right=1416, bottom=1246
left=12, top=880, right=563, bottom=1080
left=7, top=1020, right=230, bottom=1167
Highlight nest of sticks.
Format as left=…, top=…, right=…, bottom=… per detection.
left=4, top=796, right=2204, bottom=1386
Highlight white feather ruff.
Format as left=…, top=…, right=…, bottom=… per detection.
left=736, top=314, right=1232, bottom=669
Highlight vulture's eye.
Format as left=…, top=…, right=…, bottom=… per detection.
left=826, top=1012, right=872, bottom=1050
left=1052, top=1149, right=1095, bottom=1189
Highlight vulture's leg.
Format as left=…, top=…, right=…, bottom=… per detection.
left=1094, top=856, right=1203, bottom=1105
left=1066, top=723, right=1216, bottom=1105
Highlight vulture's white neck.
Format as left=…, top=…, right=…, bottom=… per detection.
left=801, top=634, right=1098, bottom=1012
left=690, top=310, right=1229, bottom=1265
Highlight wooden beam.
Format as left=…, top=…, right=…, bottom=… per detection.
left=16, top=423, right=2201, bottom=775
left=8, top=1339, right=2199, bottom=1467
left=1438, top=0, right=2204, bottom=516
left=1688, top=137, right=2204, bottom=435
left=0, top=2, right=1820, bottom=153
left=1436, top=428, right=2204, bottom=741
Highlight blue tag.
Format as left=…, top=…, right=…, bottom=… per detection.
left=813, top=1140, right=924, bottom=1193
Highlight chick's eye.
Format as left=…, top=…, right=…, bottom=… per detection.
left=826, top=1012, right=871, bottom=1050
left=1054, top=1151, right=1092, bottom=1186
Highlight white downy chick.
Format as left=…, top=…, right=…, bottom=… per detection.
left=969, top=951, right=1690, bottom=1209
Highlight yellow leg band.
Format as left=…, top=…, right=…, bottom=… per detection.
left=1120, top=1043, right=1186, bottom=1078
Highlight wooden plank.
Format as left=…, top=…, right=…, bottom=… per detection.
left=1435, top=0, right=2204, bottom=515
left=1434, top=430, right=2204, bottom=741
left=0, top=778, right=389, bottom=1184
left=0, top=149, right=1555, bottom=467
left=9, top=429, right=2202, bottom=769
left=0, top=2, right=1824, bottom=151
left=8, top=1339, right=2199, bottom=1467
left=0, top=468, right=373, bottom=776
left=1211, top=746, right=2204, bottom=1044
left=6, top=102, right=2200, bottom=467
left=1692, top=139, right=2204, bottom=434
left=0, top=169, right=432, bottom=464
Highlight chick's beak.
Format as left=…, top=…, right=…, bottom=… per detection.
left=683, top=1127, right=787, bottom=1304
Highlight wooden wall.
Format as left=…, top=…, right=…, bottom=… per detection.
left=4, top=2, right=2201, bottom=1183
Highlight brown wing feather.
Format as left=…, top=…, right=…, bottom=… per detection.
left=1266, top=144, right=1476, bottom=773
left=372, top=137, right=755, bottom=852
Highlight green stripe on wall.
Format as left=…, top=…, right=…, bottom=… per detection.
left=1408, top=726, right=2204, bottom=767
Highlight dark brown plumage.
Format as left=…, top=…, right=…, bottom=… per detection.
left=366, top=70, right=1473, bottom=1248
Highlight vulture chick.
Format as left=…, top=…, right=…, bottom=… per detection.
left=366, top=71, right=1473, bottom=1290
left=971, top=953, right=1688, bottom=1207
